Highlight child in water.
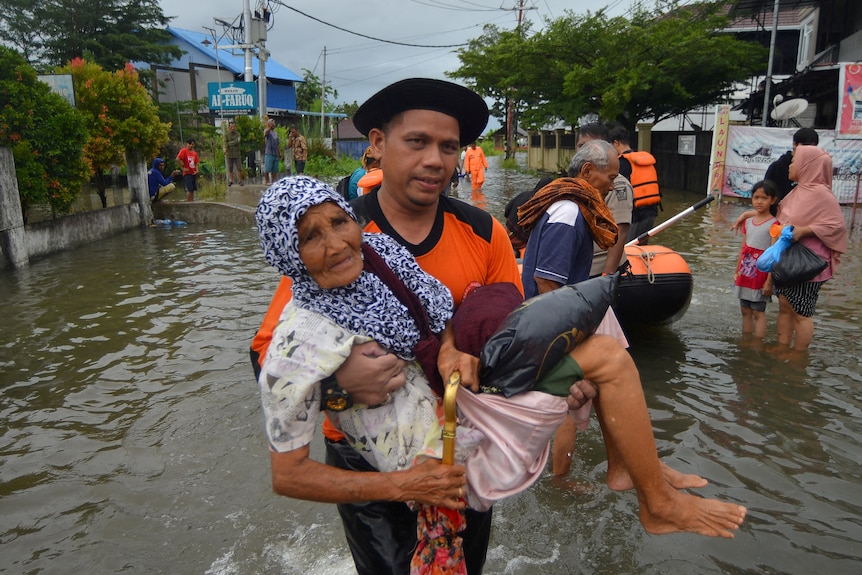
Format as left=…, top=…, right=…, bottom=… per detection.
left=734, top=180, right=778, bottom=337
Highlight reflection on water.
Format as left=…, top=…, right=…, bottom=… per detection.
left=2, top=155, right=861, bottom=574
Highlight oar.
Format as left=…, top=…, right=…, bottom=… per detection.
left=442, top=371, right=460, bottom=465
left=625, top=195, right=715, bottom=247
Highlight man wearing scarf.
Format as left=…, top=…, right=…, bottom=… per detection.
left=518, top=139, right=620, bottom=299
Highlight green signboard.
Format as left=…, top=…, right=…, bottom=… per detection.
left=207, top=82, right=258, bottom=115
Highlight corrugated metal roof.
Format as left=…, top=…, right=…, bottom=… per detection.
left=168, top=26, right=303, bottom=83
left=724, top=4, right=818, bottom=31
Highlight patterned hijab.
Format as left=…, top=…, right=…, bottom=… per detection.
left=256, top=176, right=453, bottom=358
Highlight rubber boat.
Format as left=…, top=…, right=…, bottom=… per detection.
left=614, top=244, right=693, bottom=326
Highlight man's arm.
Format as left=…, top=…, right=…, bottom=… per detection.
left=602, top=223, right=630, bottom=276
left=333, top=341, right=407, bottom=405
left=270, top=447, right=466, bottom=508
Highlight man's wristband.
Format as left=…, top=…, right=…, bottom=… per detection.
left=320, top=373, right=352, bottom=412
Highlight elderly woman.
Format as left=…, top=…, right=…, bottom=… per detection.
left=775, top=145, right=847, bottom=350
left=255, top=176, right=747, bottom=551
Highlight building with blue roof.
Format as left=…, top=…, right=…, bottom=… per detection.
left=143, top=26, right=336, bottom=122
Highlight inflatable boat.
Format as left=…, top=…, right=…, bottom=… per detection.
left=614, top=244, right=693, bottom=326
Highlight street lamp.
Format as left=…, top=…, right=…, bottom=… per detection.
left=200, top=30, right=226, bottom=123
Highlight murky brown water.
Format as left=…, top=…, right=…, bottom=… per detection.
left=2, top=154, right=861, bottom=574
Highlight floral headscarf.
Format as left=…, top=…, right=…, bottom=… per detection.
left=256, top=176, right=453, bottom=358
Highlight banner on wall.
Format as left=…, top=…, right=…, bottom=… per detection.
left=719, top=125, right=862, bottom=204
left=837, top=62, right=862, bottom=138
left=706, top=104, right=731, bottom=196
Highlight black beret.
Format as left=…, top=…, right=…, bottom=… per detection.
left=353, top=78, right=488, bottom=147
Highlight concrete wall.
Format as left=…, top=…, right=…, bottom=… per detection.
left=23, top=204, right=143, bottom=261
left=152, top=202, right=256, bottom=226
left=0, top=147, right=150, bottom=270
left=527, top=129, right=714, bottom=193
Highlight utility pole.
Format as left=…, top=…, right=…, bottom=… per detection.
left=321, top=46, right=327, bottom=138
left=762, top=0, right=781, bottom=126
left=506, top=0, right=528, bottom=159
left=243, top=0, right=254, bottom=83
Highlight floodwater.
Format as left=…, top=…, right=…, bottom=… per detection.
left=2, top=154, right=861, bottom=574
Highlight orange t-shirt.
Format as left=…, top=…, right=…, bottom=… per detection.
left=252, top=191, right=523, bottom=441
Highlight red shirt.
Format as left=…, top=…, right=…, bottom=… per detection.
left=177, top=147, right=199, bottom=175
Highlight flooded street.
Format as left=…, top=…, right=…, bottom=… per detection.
left=2, top=154, right=861, bottom=574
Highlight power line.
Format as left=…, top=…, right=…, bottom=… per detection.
left=271, top=1, right=470, bottom=48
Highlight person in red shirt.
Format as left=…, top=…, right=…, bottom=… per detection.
left=176, top=138, right=199, bottom=202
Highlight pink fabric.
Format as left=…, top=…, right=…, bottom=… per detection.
left=778, top=146, right=847, bottom=280
left=457, top=389, right=568, bottom=511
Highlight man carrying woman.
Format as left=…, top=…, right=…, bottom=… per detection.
left=251, top=79, right=746, bottom=575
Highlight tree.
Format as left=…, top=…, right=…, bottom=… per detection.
left=0, top=0, right=181, bottom=71
left=450, top=1, right=767, bottom=131
left=57, top=58, right=171, bottom=207
left=295, top=68, right=339, bottom=113
left=0, top=47, right=89, bottom=221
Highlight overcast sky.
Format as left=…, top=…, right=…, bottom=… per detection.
left=159, top=0, right=631, bottom=109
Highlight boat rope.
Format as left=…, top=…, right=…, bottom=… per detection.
left=628, top=246, right=676, bottom=285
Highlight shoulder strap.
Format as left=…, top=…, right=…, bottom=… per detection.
left=361, top=243, right=444, bottom=396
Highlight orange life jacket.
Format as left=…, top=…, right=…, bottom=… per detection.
left=622, top=151, right=661, bottom=208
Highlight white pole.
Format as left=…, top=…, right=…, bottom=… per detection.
left=321, top=46, right=326, bottom=139
left=243, top=0, right=254, bottom=83
left=762, top=0, right=781, bottom=126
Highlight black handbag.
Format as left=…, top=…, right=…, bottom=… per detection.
left=772, top=241, right=828, bottom=288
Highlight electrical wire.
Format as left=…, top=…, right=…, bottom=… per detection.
left=271, top=1, right=470, bottom=48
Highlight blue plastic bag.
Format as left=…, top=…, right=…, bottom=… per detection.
left=756, top=225, right=793, bottom=272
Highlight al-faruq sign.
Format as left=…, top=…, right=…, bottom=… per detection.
left=207, top=82, right=258, bottom=115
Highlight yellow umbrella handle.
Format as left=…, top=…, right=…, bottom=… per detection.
left=442, top=371, right=460, bottom=465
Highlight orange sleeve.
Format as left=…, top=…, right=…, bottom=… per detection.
left=250, top=275, right=293, bottom=366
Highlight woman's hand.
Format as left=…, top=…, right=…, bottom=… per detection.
left=392, top=459, right=467, bottom=509
left=438, top=324, right=480, bottom=391
left=567, top=380, right=598, bottom=411
left=791, top=225, right=813, bottom=242
left=271, top=446, right=466, bottom=509
left=335, top=341, right=406, bottom=405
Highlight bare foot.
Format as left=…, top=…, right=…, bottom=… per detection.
left=607, top=460, right=708, bottom=491
left=550, top=474, right=600, bottom=495
left=639, top=490, right=747, bottom=538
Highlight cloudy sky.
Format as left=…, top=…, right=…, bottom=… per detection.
left=159, top=0, right=630, bottom=109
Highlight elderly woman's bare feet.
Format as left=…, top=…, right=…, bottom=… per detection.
left=639, top=490, right=747, bottom=538
left=607, top=460, right=708, bottom=491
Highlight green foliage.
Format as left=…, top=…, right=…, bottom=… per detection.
left=55, top=58, right=171, bottom=205
left=0, top=47, right=89, bottom=219
left=0, top=0, right=181, bottom=70
left=296, top=68, right=339, bottom=112
left=305, top=144, right=359, bottom=178
left=450, top=0, right=767, bottom=130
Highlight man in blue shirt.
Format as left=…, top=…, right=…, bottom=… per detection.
left=147, top=158, right=180, bottom=202
left=521, top=139, right=620, bottom=298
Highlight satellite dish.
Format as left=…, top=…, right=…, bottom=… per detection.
left=771, top=98, right=808, bottom=120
